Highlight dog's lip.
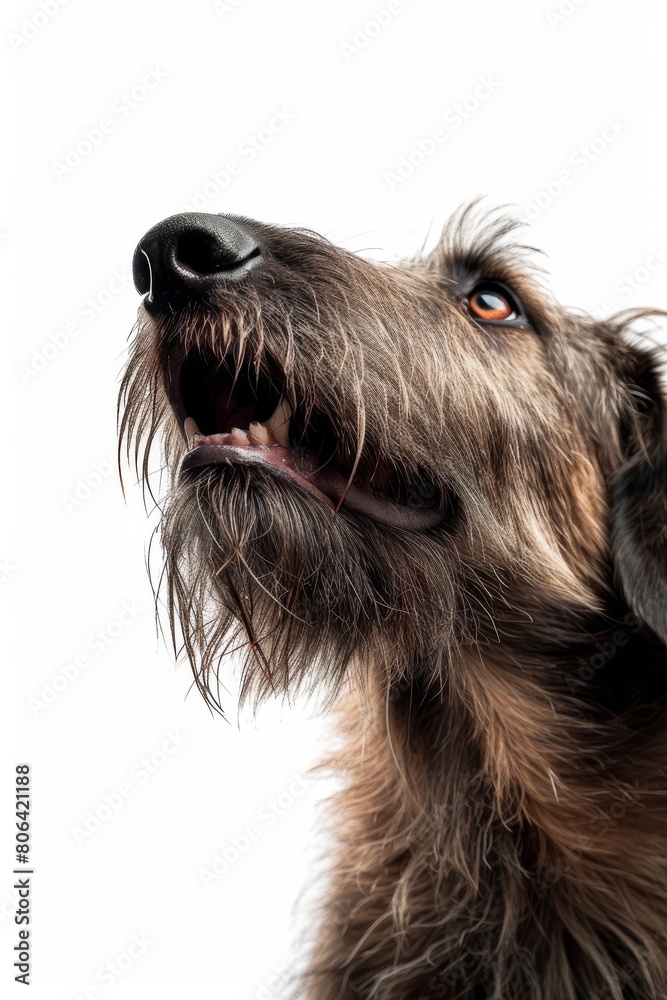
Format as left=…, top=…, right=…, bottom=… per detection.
left=180, top=434, right=444, bottom=531
left=181, top=438, right=337, bottom=508
left=166, top=346, right=444, bottom=530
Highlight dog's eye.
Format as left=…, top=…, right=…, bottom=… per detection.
left=466, top=283, right=519, bottom=323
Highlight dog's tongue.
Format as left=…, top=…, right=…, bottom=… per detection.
left=180, top=435, right=443, bottom=531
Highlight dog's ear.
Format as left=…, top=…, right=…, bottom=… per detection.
left=610, top=344, right=667, bottom=642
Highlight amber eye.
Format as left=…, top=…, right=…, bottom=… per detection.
left=467, top=283, right=519, bottom=323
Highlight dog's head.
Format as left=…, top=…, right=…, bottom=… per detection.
left=120, top=205, right=666, bottom=706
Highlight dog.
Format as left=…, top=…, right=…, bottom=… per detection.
left=120, top=204, right=667, bottom=999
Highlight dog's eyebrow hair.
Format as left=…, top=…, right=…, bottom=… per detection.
left=429, top=202, right=547, bottom=287
left=446, top=238, right=544, bottom=283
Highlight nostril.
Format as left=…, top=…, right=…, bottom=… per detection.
left=133, top=248, right=151, bottom=295
left=133, top=213, right=263, bottom=309
left=175, top=229, right=261, bottom=276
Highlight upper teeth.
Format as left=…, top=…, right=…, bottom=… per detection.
left=184, top=399, right=292, bottom=448
left=184, top=416, right=202, bottom=447
left=264, top=399, right=291, bottom=446
left=248, top=421, right=271, bottom=445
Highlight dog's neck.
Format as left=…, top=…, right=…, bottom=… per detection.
left=362, top=612, right=667, bottom=884
left=379, top=609, right=667, bottom=815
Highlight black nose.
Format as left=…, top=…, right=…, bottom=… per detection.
left=132, top=213, right=262, bottom=309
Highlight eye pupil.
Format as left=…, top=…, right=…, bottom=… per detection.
left=468, top=285, right=517, bottom=322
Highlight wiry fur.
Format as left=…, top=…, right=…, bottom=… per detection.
left=120, top=204, right=667, bottom=999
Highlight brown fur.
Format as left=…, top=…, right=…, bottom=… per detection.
left=120, top=204, right=667, bottom=999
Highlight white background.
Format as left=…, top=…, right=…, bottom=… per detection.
left=4, top=1, right=667, bottom=998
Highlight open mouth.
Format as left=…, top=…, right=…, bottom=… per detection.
left=165, top=348, right=445, bottom=531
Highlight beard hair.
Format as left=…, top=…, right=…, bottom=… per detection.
left=160, top=463, right=462, bottom=711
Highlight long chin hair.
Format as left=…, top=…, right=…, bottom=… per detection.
left=158, top=461, right=463, bottom=711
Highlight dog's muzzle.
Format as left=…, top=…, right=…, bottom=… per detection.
left=130, top=212, right=447, bottom=532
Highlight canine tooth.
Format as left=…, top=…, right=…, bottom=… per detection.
left=249, top=421, right=270, bottom=445
left=184, top=417, right=202, bottom=442
left=265, top=399, right=292, bottom=447
left=231, top=427, right=249, bottom=444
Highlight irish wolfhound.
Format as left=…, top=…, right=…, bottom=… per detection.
left=120, top=205, right=667, bottom=1000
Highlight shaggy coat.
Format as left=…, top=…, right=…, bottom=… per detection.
left=121, top=205, right=667, bottom=1000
